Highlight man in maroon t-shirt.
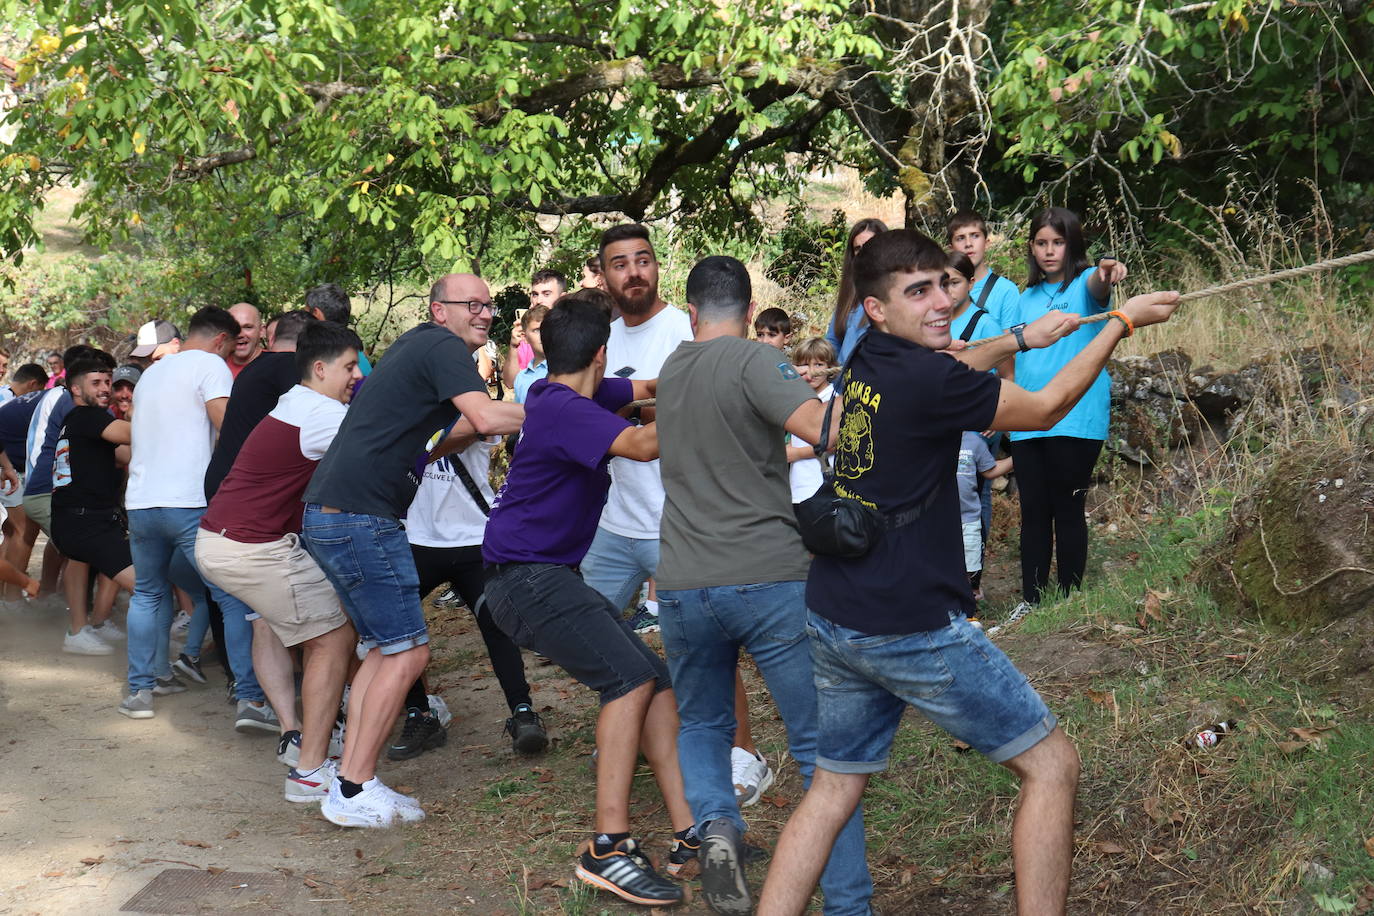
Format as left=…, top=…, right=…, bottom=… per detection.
left=195, top=322, right=363, bottom=804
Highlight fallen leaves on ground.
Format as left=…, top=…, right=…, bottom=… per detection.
left=1092, top=840, right=1129, bottom=855
left=79, top=856, right=104, bottom=866
left=177, top=838, right=212, bottom=849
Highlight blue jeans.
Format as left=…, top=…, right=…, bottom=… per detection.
left=658, top=581, right=873, bottom=916
left=126, top=508, right=261, bottom=700
left=581, top=527, right=658, bottom=612
left=808, top=610, right=1056, bottom=769
left=301, top=506, right=428, bottom=654
left=171, top=549, right=212, bottom=657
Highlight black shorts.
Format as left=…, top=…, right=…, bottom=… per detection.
left=483, top=562, right=670, bottom=705
left=50, top=506, right=133, bottom=580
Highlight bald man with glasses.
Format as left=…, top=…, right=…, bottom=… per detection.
left=302, top=273, right=524, bottom=828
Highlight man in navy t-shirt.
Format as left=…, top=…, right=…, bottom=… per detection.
left=481, top=299, right=690, bottom=908
left=759, top=230, right=1181, bottom=916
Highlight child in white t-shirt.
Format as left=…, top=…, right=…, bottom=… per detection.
left=787, top=337, right=839, bottom=503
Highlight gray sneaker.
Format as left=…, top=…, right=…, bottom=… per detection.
left=118, top=689, right=155, bottom=719
left=235, top=700, right=280, bottom=734
left=152, top=674, right=188, bottom=696
left=700, top=818, right=752, bottom=915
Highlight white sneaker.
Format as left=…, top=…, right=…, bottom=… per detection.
left=320, top=778, right=398, bottom=828
left=285, top=759, right=336, bottom=804
left=368, top=777, right=425, bottom=823
left=427, top=694, right=452, bottom=727
left=731, top=747, right=774, bottom=808
left=63, top=626, right=114, bottom=655
left=92, top=621, right=126, bottom=641
left=170, top=610, right=192, bottom=635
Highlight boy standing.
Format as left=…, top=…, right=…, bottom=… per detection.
left=786, top=338, right=839, bottom=505
left=757, top=229, right=1179, bottom=916
left=956, top=431, right=1012, bottom=606
left=512, top=304, right=550, bottom=404
left=196, top=322, right=362, bottom=804
left=947, top=210, right=1021, bottom=333
left=752, top=307, right=792, bottom=350
left=482, top=299, right=692, bottom=907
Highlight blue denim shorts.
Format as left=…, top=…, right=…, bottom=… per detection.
left=301, top=506, right=428, bottom=655
left=808, top=610, right=1056, bottom=771
left=484, top=562, right=669, bottom=704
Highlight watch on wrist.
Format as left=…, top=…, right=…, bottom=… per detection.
left=1008, top=323, right=1031, bottom=352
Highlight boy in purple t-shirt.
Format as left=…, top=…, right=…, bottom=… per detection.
left=482, top=299, right=693, bottom=908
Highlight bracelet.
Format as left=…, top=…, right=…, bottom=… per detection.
left=1107, top=310, right=1134, bottom=337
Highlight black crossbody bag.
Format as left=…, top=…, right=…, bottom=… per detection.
left=793, top=338, right=938, bottom=558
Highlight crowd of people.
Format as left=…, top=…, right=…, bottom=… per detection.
left=0, top=209, right=1181, bottom=915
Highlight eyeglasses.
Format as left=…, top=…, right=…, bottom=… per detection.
left=438, top=299, right=496, bottom=315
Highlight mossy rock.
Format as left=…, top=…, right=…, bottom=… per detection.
left=1199, top=437, right=1374, bottom=626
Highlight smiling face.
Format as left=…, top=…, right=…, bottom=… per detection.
left=1031, top=225, right=1068, bottom=283
left=71, top=370, right=112, bottom=408
left=112, top=381, right=134, bottom=415
left=430, top=274, right=495, bottom=353
left=864, top=267, right=954, bottom=349
left=312, top=349, right=362, bottom=403
left=228, top=303, right=262, bottom=362
left=796, top=359, right=833, bottom=392
left=602, top=238, right=660, bottom=317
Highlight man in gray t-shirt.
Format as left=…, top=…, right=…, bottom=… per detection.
left=654, top=257, right=873, bottom=914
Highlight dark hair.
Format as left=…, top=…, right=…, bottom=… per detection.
left=531, top=269, right=567, bottom=292
left=584, top=255, right=602, bottom=275
left=831, top=218, right=889, bottom=344
left=295, top=321, right=363, bottom=382
left=598, top=223, right=653, bottom=260
left=561, top=287, right=614, bottom=317
left=305, top=283, right=352, bottom=324
left=946, top=250, right=976, bottom=282
left=852, top=229, right=949, bottom=305
left=753, top=307, right=791, bottom=335
left=792, top=336, right=837, bottom=366
left=541, top=298, right=611, bottom=374
left=65, top=350, right=116, bottom=384
left=1026, top=207, right=1091, bottom=291
left=272, top=310, right=315, bottom=346
left=521, top=303, right=550, bottom=329
left=686, top=255, right=752, bottom=322
left=13, top=363, right=47, bottom=386
left=946, top=209, right=987, bottom=242
left=188, top=306, right=241, bottom=340
left=62, top=344, right=99, bottom=366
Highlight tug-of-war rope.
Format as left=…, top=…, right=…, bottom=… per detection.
left=622, top=247, right=1374, bottom=406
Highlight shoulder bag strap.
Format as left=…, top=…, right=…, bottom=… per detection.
left=450, top=455, right=491, bottom=516
left=814, top=334, right=865, bottom=462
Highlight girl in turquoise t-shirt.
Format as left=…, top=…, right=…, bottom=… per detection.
left=1007, top=207, right=1127, bottom=607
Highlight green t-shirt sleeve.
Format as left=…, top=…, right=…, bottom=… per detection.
left=741, top=345, right=818, bottom=430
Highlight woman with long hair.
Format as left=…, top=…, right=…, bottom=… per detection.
left=824, top=218, right=888, bottom=363
left=1005, top=207, right=1127, bottom=612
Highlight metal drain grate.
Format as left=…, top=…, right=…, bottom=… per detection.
left=120, top=868, right=309, bottom=913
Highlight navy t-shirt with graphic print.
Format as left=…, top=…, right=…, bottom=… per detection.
left=806, top=330, right=1001, bottom=634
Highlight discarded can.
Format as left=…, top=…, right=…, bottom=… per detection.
left=1184, top=719, right=1239, bottom=749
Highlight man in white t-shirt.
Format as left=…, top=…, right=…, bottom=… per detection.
left=119, top=306, right=242, bottom=720
left=579, top=224, right=692, bottom=632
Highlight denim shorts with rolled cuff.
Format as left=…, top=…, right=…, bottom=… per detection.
left=483, top=561, right=670, bottom=705
left=300, top=505, right=428, bottom=655
left=808, top=609, right=1057, bottom=773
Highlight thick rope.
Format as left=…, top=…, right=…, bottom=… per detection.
left=624, top=248, right=1374, bottom=401
left=963, top=247, right=1374, bottom=349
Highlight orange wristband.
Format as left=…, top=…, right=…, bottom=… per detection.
left=1107, top=310, right=1134, bottom=337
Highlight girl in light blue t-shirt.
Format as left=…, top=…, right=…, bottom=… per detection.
left=1006, top=207, right=1127, bottom=607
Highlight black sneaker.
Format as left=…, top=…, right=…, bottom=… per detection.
left=666, top=831, right=700, bottom=878
left=387, top=708, right=447, bottom=760
left=575, top=837, right=684, bottom=906
left=225, top=677, right=237, bottom=704
left=701, top=818, right=752, bottom=914
left=504, top=704, right=548, bottom=755
left=172, top=652, right=206, bottom=685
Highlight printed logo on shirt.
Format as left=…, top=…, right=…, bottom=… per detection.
left=776, top=363, right=800, bottom=380
left=835, top=377, right=880, bottom=480
left=613, top=366, right=636, bottom=378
